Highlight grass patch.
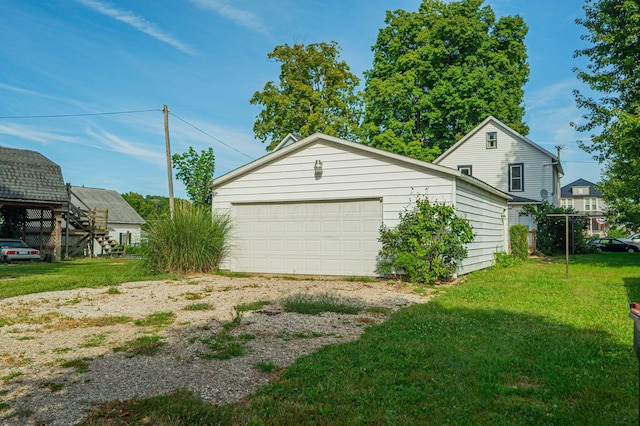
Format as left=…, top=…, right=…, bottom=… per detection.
left=0, top=258, right=171, bottom=300
left=235, top=300, right=269, bottom=312
left=80, top=333, right=108, bottom=348
left=181, top=292, right=203, bottom=300
left=134, top=311, right=175, bottom=328
left=81, top=254, right=640, bottom=424
left=105, top=286, right=120, bottom=295
left=42, top=382, right=65, bottom=392
left=114, top=335, right=165, bottom=358
left=60, top=358, right=90, bottom=373
left=1, top=371, right=22, bottom=381
left=280, top=293, right=362, bottom=315
left=183, top=302, right=213, bottom=311
left=254, top=360, right=279, bottom=373
left=79, top=388, right=233, bottom=425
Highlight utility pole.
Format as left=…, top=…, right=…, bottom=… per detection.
left=163, top=104, right=175, bottom=219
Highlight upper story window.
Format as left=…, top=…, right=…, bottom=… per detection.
left=573, top=186, right=589, bottom=195
left=584, top=197, right=598, bottom=211
left=458, top=165, right=472, bottom=176
left=509, top=163, right=524, bottom=192
left=486, top=131, right=497, bottom=149
left=561, top=198, right=574, bottom=209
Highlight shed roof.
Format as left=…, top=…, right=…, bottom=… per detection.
left=70, top=186, right=144, bottom=225
left=0, top=147, right=68, bottom=206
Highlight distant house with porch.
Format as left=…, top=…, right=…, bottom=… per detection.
left=560, top=178, right=607, bottom=236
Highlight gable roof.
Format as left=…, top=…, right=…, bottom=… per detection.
left=434, top=116, right=565, bottom=175
left=0, top=147, right=68, bottom=206
left=213, top=132, right=510, bottom=201
left=70, top=186, right=144, bottom=224
left=561, top=178, right=603, bottom=197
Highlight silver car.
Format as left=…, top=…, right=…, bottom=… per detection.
left=0, top=239, right=41, bottom=263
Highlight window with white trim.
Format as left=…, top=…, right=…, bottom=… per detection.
left=486, top=131, right=497, bottom=149
left=509, top=163, right=524, bottom=192
left=458, top=165, right=472, bottom=176
left=584, top=197, right=598, bottom=211
left=561, top=198, right=573, bottom=209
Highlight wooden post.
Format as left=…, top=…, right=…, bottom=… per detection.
left=163, top=104, right=175, bottom=219
left=54, top=210, right=62, bottom=262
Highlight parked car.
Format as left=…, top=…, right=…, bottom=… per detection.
left=0, top=238, right=41, bottom=263
left=620, top=233, right=640, bottom=245
left=588, top=237, right=640, bottom=253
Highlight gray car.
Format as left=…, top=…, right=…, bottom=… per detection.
left=0, top=238, right=41, bottom=263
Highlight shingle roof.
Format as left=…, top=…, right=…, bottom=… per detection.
left=561, top=178, right=603, bottom=197
left=70, top=186, right=144, bottom=224
left=0, top=147, right=68, bottom=204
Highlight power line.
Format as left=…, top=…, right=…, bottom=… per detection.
left=0, top=108, right=161, bottom=119
left=169, top=112, right=255, bottom=160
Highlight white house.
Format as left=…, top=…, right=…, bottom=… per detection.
left=433, top=116, right=564, bottom=230
left=70, top=186, right=145, bottom=253
left=560, top=178, right=607, bottom=236
left=212, top=133, right=510, bottom=277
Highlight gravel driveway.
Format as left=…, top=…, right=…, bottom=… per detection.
left=0, top=275, right=427, bottom=425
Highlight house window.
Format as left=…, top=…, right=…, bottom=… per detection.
left=119, top=232, right=131, bottom=245
left=509, top=163, right=524, bottom=192
left=486, top=132, right=497, bottom=149
left=458, top=165, right=472, bottom=176
left=561, top=198, right=573, bottom=209
left=584, top=198, right=598, bottom=211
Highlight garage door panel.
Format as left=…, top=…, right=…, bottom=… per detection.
left=232, top=199, right=382, bottom=276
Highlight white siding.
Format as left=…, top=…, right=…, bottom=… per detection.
left=436, top=122, right=556, bottom=203
left=213, top=141, right=456, bottom=225
left=454, top=180, right=508, bottom=274
left=214, top=138, right=508, bottom=276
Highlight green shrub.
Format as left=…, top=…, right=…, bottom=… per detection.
left=376, top=196, right=474, bottom=283
left=607, top=227, right=628, bottom=239
left=492, top=251, right=522, bottom=268
left=509, top=224, right=529, bottom=261
left=141, top=203, right=231, bottom=274
left=521, top=202, right=592, bottom=255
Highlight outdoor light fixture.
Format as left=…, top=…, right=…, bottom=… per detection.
left=314, top=160, right=323, bottom=174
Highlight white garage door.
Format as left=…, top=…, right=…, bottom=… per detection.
left=231, top=199, right=382, bottom=276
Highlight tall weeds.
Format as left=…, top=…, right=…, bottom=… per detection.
left=142, top=204, right=231, bottom=274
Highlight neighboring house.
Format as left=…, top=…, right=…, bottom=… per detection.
left=560, top=178, right=607, bottom=236
left=433, top=116, right=564, bottom=231
left=212, top=133, right=510, bottom=277
left=69, top=186, right=145, bottom=254
left=0, top=147, right=69, bottom=260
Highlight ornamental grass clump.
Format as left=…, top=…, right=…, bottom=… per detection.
left=142, top=203, right=231, bottom=274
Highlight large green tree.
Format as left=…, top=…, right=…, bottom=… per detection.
left=171, top=147, right=215, bottom=208
left=574, top=0, right=640, bottom=229
left=362, top=0, right=529, bottom=161
left=250, top=41, right=363, bottom=151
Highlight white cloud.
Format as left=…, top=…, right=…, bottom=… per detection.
left=76, top=0, right=198, bottom=56
left=189, top=0, right=269, bottom=36
left=85, top=127, right=166, bottom=165
left=0, top=123, right=84, bottom=146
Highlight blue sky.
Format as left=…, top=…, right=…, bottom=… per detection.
left=1, top=0, right=601, bottom=199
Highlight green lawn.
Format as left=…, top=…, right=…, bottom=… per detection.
left=7, top=254, right=640, bottom=425
left=0, top=258, right=171, bottom=299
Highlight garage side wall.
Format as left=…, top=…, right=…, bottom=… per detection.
left=454, top=179, right=509, bottom=274
left=213, top=141, right=458, bottom=275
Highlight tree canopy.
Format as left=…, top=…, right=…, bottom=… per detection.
left=121, top=192, right=172, bottom=220
left=362, top=0, right=529, bottom=161
left=250, top=41, right=363, bottom=151
left=574, top=0, right=640, bottom=229
left=171, top=147, right=215, bottom=208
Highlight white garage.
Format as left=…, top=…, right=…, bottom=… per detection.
left=212, top=133, right=510, bottom=277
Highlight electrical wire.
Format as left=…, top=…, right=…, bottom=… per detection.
left=0, top=109, right=161, bottom=119
left=169, top=112, right=255, bottom=160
